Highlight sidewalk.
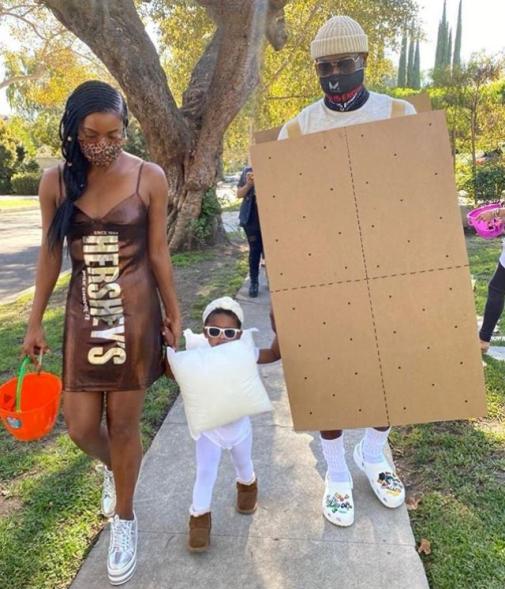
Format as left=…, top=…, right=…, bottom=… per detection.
left=71, top=271, right=429, bottom=589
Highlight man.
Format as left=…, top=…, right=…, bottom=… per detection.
left=237, top=165, right=263, bottom=298
left=278, top=15, right=415, bottom=527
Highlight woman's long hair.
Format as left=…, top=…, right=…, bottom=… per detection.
left=47, top=80, right=129, bottom=249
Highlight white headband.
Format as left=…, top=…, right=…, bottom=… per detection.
left=202, top=296, right=244, bottom=325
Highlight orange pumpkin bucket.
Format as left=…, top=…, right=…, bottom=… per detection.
left=0, top=356, right=62, bottom=441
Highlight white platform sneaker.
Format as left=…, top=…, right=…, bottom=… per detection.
left=107, top=513, right=138, bottom=586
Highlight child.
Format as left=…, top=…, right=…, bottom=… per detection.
left=165, top=296, right=280, bottom=552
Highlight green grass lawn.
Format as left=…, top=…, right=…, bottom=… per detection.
left=392, top=234, right=505, bottom=589
left=0, top=245, right=247, bottom=589
left=219, top=199, right=241, bottom=212
left=0, top=198, right=38, bottom=210
left=1, top=234, right=504, bottom=588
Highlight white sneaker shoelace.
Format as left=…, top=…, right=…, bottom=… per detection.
left=110, top=517, right=135, bottom=555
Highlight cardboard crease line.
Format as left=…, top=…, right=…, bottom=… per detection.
left=344, top=131, right=390, bottom=423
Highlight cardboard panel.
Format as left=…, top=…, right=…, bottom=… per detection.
left=271, top=282, right=388, bottom=431
left=405, top=92, right=432, bottom=113
left=251, top=127, right=366, bottom=292
left=254, top=126, right=282, bottom=144
left=370, top=268, right=486, bottom=425
left=250, top=111, right=486, bottom=430
left=347, top=111, right=469, bottom=278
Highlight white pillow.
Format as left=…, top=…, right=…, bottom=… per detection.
left=167, top=329, right=272, bottom=436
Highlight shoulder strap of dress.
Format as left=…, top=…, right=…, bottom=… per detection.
left=286, top=118, right=302, bottom=139
left=391, top=99, right=406, bottom=118
left=136, top=162, right=145, bottom=194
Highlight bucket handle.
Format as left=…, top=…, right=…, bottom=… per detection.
left=15, top=352, right=43, bottom=412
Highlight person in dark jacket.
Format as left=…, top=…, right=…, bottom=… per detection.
left=237, top=166, right=263, bottom=297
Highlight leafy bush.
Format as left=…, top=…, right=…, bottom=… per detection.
left=10, top=171, right=42, bottom=195
left=0, top=120, right=18, bottom=193
left=190, top=187, right=222, bottom=246
left=474, top=161, right=505, bottom=202
left=455, top=156, right=505, bottom=202
left=124, top=118, right=149, bottom=160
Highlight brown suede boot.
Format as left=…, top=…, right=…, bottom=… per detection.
left=236, top=479, right=258, bottom=514
left=188, top=512, right=211, bottom=552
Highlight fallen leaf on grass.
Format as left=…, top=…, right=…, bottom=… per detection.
left=406, top=495, right=421, bottom=510
left=418, top=538, right=431, bottom=555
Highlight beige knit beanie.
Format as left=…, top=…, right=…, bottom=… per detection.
left=311, top=15, right=368, bottom=60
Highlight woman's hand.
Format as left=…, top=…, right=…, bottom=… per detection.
left=476, top=208, right=502, bottom=222
left=22, top=323, right=49, bottom=365
left=162, top=315, right=182, bottom=350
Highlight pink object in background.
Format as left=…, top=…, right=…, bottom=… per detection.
left=467, top=203, right=504, bottom=239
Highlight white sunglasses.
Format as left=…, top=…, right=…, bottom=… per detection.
left=204, top=326, right=242, bottom=340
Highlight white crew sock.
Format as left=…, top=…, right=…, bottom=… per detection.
left=320, top=434, right=351, bottom=483
left=362, top=427, right=391, bottom=464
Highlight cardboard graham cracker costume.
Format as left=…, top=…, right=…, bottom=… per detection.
left=250, top=111, right=487, bottom=431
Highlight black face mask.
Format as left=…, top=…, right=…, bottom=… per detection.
left=319, top=69, right=365, bottom=96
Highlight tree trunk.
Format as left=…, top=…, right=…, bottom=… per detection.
left=42, top=0, right=289, bottom=251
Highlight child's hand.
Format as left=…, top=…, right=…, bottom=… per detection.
left=269, top=307, right=277, bottom=334
left=162, top=315, right=182, bottom=350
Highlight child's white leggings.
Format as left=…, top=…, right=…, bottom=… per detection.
left=191, top=431, right=255, bottom=515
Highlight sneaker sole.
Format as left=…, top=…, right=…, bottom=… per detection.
left=322, top=510, right=354, bottom=527
left=108, top=558, right=137, bottom=586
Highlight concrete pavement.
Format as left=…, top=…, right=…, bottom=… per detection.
left=0, top=208, right=71, bottom=303
left=70, top=271, right=429, bottom=589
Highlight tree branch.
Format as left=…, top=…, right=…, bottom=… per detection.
left=42, top=0, right=191, bottom=164
left=0, top=71, right=43, bottom=91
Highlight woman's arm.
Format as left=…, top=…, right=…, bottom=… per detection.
left=236, top=170, right=254, bottom=199
left=23, top=167, right=64, bottom=362
left=145, top=163, right=182, bottom=348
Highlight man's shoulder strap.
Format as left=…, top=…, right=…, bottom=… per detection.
left=285, top=118, right=302, bottom=138
left=390, top=99, right=407, bottom=118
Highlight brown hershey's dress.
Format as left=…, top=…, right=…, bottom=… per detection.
left=62, top=164, right=164, bottom=392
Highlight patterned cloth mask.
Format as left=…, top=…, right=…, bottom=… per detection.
left=79, top=138, right=124, bottom=168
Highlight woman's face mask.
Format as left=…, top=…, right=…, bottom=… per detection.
left=78, top=137, right=125, bottom=168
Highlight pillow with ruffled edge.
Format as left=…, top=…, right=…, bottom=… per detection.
left=167, top=329, right=272, bottom=436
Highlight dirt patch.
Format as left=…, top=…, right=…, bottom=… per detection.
left=0, top=492, right=23, bottom=516
left=173, top=242, right=246, bottom=329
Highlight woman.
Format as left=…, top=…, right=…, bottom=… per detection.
left=22, top=80, right=181, bottom=586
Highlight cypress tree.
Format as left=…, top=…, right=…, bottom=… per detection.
left=446, top=29, right=453, bottom=69
left=398, top=30, right=408, bottom=86
left=453, top=0, right=463, bottom=70
left=413, top=39, right=421, bottom=89
left=407, top=34, right=415, bottom=87
left=434, top=1, right=448, bottom=71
